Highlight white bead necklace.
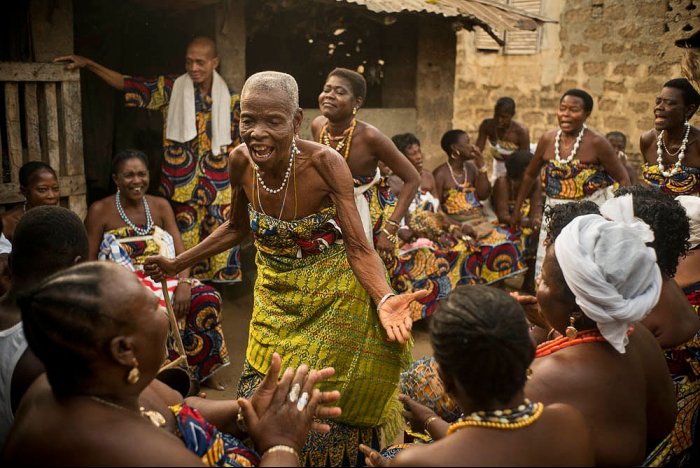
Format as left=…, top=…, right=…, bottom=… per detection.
left=656, top=122, right=691, bottom=177
left=555, top=124, right=587, bottom=164
left=447, top=161, right=468, bottom=188
left=254, top=141, right=299, bottom=194
left=116, top=190, right=153, bottom=236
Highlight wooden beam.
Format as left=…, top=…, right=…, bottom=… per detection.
left=4, top=82, right=23, bottom=184
left=0, top=62, right=80, bottom=82
left=60, top=81, right=84, bottom=176
left=24, top=83, right=42, bottom=161
left=43, top=83, right=61, bottom=174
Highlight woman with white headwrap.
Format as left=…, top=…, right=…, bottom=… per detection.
left=526, top=200, right=676, bottom=466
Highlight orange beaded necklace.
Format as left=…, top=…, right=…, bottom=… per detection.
left=319, top=119, right=357, bottom=159
left=535, top=326, right=634, bottom=358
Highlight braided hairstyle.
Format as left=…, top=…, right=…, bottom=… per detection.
left=17, top=262, right=131, bottom=396
left=614, top=185, right=690, bottom=277
left=10, top=206, right=88, bottom=285
left=431, top=285, right=534, bottom=407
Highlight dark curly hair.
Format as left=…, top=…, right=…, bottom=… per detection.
left=391, top=133, right=421, bottom=155
left=614, top=185, right=690, bottom=277
left=431, top=285, right=534, bottom=407
left=544, top=201, right=600, bottom=247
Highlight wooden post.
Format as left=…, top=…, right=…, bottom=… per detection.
left=44, top=82, right=61, bottom=172
left=4, top=82, right=22, bottom=184
left=24, top=83, right=42, bottom=161
left=60, top=80, right=87, bottom=219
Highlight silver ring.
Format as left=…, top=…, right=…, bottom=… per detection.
left=296, top=392, right=309, bottom=412
left=288, top=383, right=301, bottom=403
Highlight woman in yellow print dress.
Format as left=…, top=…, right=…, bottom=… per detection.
left=144, top=71, right=428, bottom=466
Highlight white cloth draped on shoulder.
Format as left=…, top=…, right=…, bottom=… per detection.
left=677, top=195, right=700, bottom=249
left=165, top=71, right=231, bottom=155
left=353, top=168, right=382, bottom=244
left=554, top=195, right=662, bottom=353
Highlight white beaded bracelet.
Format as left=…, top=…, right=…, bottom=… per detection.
left=262, top=445, right=299, bottom=461
left=377, top=292, right=396, bottom=313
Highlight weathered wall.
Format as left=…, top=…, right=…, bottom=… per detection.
left=417, top=16, right=457, bottom=170
left=453, top=0, right=695, bottom=169
left=216, top=0, right=246, bottom=92
left=31, top=0, right=73, bottom=61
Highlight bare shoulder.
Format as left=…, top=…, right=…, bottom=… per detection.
left=147, top=194, right=173, bottom=211
left=514, top=119, right=529, bottom=133
left=479, top=118, right=493, bottom=130
left=357, top=120, right=385, bottom=143
left=310, top=114, right=327, bottom=131
left=588, top=129, right=613, bottom=149
left=540, top=128, right=558, bottom=143
left=308, top=140, right=346, bottom=174
left=392, top=440, right=448, bottom=467
left=87, top=195, right=114, bottom=216
left=640, top=129, right=657, bottom=149
left=433, top=162, right=449, bottom=177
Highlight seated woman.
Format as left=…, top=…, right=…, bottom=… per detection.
left=84, top=149, right=229, bottom=389
left=386, top=133, right=480, bottom=319
left=433, top=129, right=526, bottom=285
left=1, top=161, right=60, bottom=242
left=359, top=285, right=594, bottom=466
left=528, top=200, right=676, bottom=466
left=491, top=149, right=543, bottom=294
left=2, top=262, right=341, bottom=466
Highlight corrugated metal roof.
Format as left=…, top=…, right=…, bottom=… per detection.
left=337, top=0, right=556, bottom=32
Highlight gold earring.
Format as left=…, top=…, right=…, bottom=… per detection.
left=352, top=107, right=358, bottom=115
left=565, top=315, right=578, bottom=340
left=127, top=358, right=140, bottom=385
left=526, top=368, right=533, bottom=380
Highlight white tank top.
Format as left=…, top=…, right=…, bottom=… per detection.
left=0, top=321, right=28, bottom=448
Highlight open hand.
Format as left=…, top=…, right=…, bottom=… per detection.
left=379, top=290, right=430, bottom=344
left=250, top=353, right=341, bottom=435
left=53, top=54, right=90, bottom=70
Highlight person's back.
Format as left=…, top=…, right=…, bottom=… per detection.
left=393, top=403, right=593, bottom=466
left=528, top=325, right=674, bottom=466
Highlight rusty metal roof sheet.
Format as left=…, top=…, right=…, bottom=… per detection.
left=337, top=0, right=555, bottom=31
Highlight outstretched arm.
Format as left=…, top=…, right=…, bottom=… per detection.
left=53, top=55, right=125, bottom=90
left=316, top=148, right=428, bottom=343
left=144, top=149, right=251, bottom=279
left=512, top=133, right=548, bottom=225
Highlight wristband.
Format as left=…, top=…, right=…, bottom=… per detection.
left=177, top=277, right=193, bottom=285
left=377, top=292, right=396, bottom=313
left=424, top=415, right=440, bottom=432
left=381, top=228, right=399, bottom=244
left=385, top=219, right=401, bottom=229
left=262, top=445, right=299, bottom=462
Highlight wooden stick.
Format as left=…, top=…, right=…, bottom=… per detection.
left=159, top=355, right=188, bottom=372
left=161, top=280, right=190, bottom=371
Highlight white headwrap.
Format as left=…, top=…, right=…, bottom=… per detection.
left=676, top=195, right=700, bottom=249
left=554, top=195, right=662, bottom=353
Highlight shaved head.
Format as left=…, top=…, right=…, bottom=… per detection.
left=187, top=36, right=217, bottom=59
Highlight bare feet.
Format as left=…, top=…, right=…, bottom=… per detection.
left=202, top=375, right=225, bottom=391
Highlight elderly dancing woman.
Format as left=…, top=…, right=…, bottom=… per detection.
left=84, top=149, right=229, bottom=389
left=145, top=71, right=428, bottom=466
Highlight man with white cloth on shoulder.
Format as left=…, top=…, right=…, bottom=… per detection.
left=54, top=37, right=243, bottom=283
left=526, top=194, right=676, bottom=466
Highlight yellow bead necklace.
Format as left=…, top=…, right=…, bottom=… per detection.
left=447, top=399, right=544, bottom=435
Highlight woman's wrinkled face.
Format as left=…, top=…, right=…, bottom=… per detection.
left=654, top=87, right=688, bottom=132
left=557, top=95, right=589, bottom=133
left=318, top=75, right=359, bottom=120
left=240, top=87, right=300, bottom=168
left=113, top=158, right=149, bottom=201
left=23, top=170, right=60, bottom=208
